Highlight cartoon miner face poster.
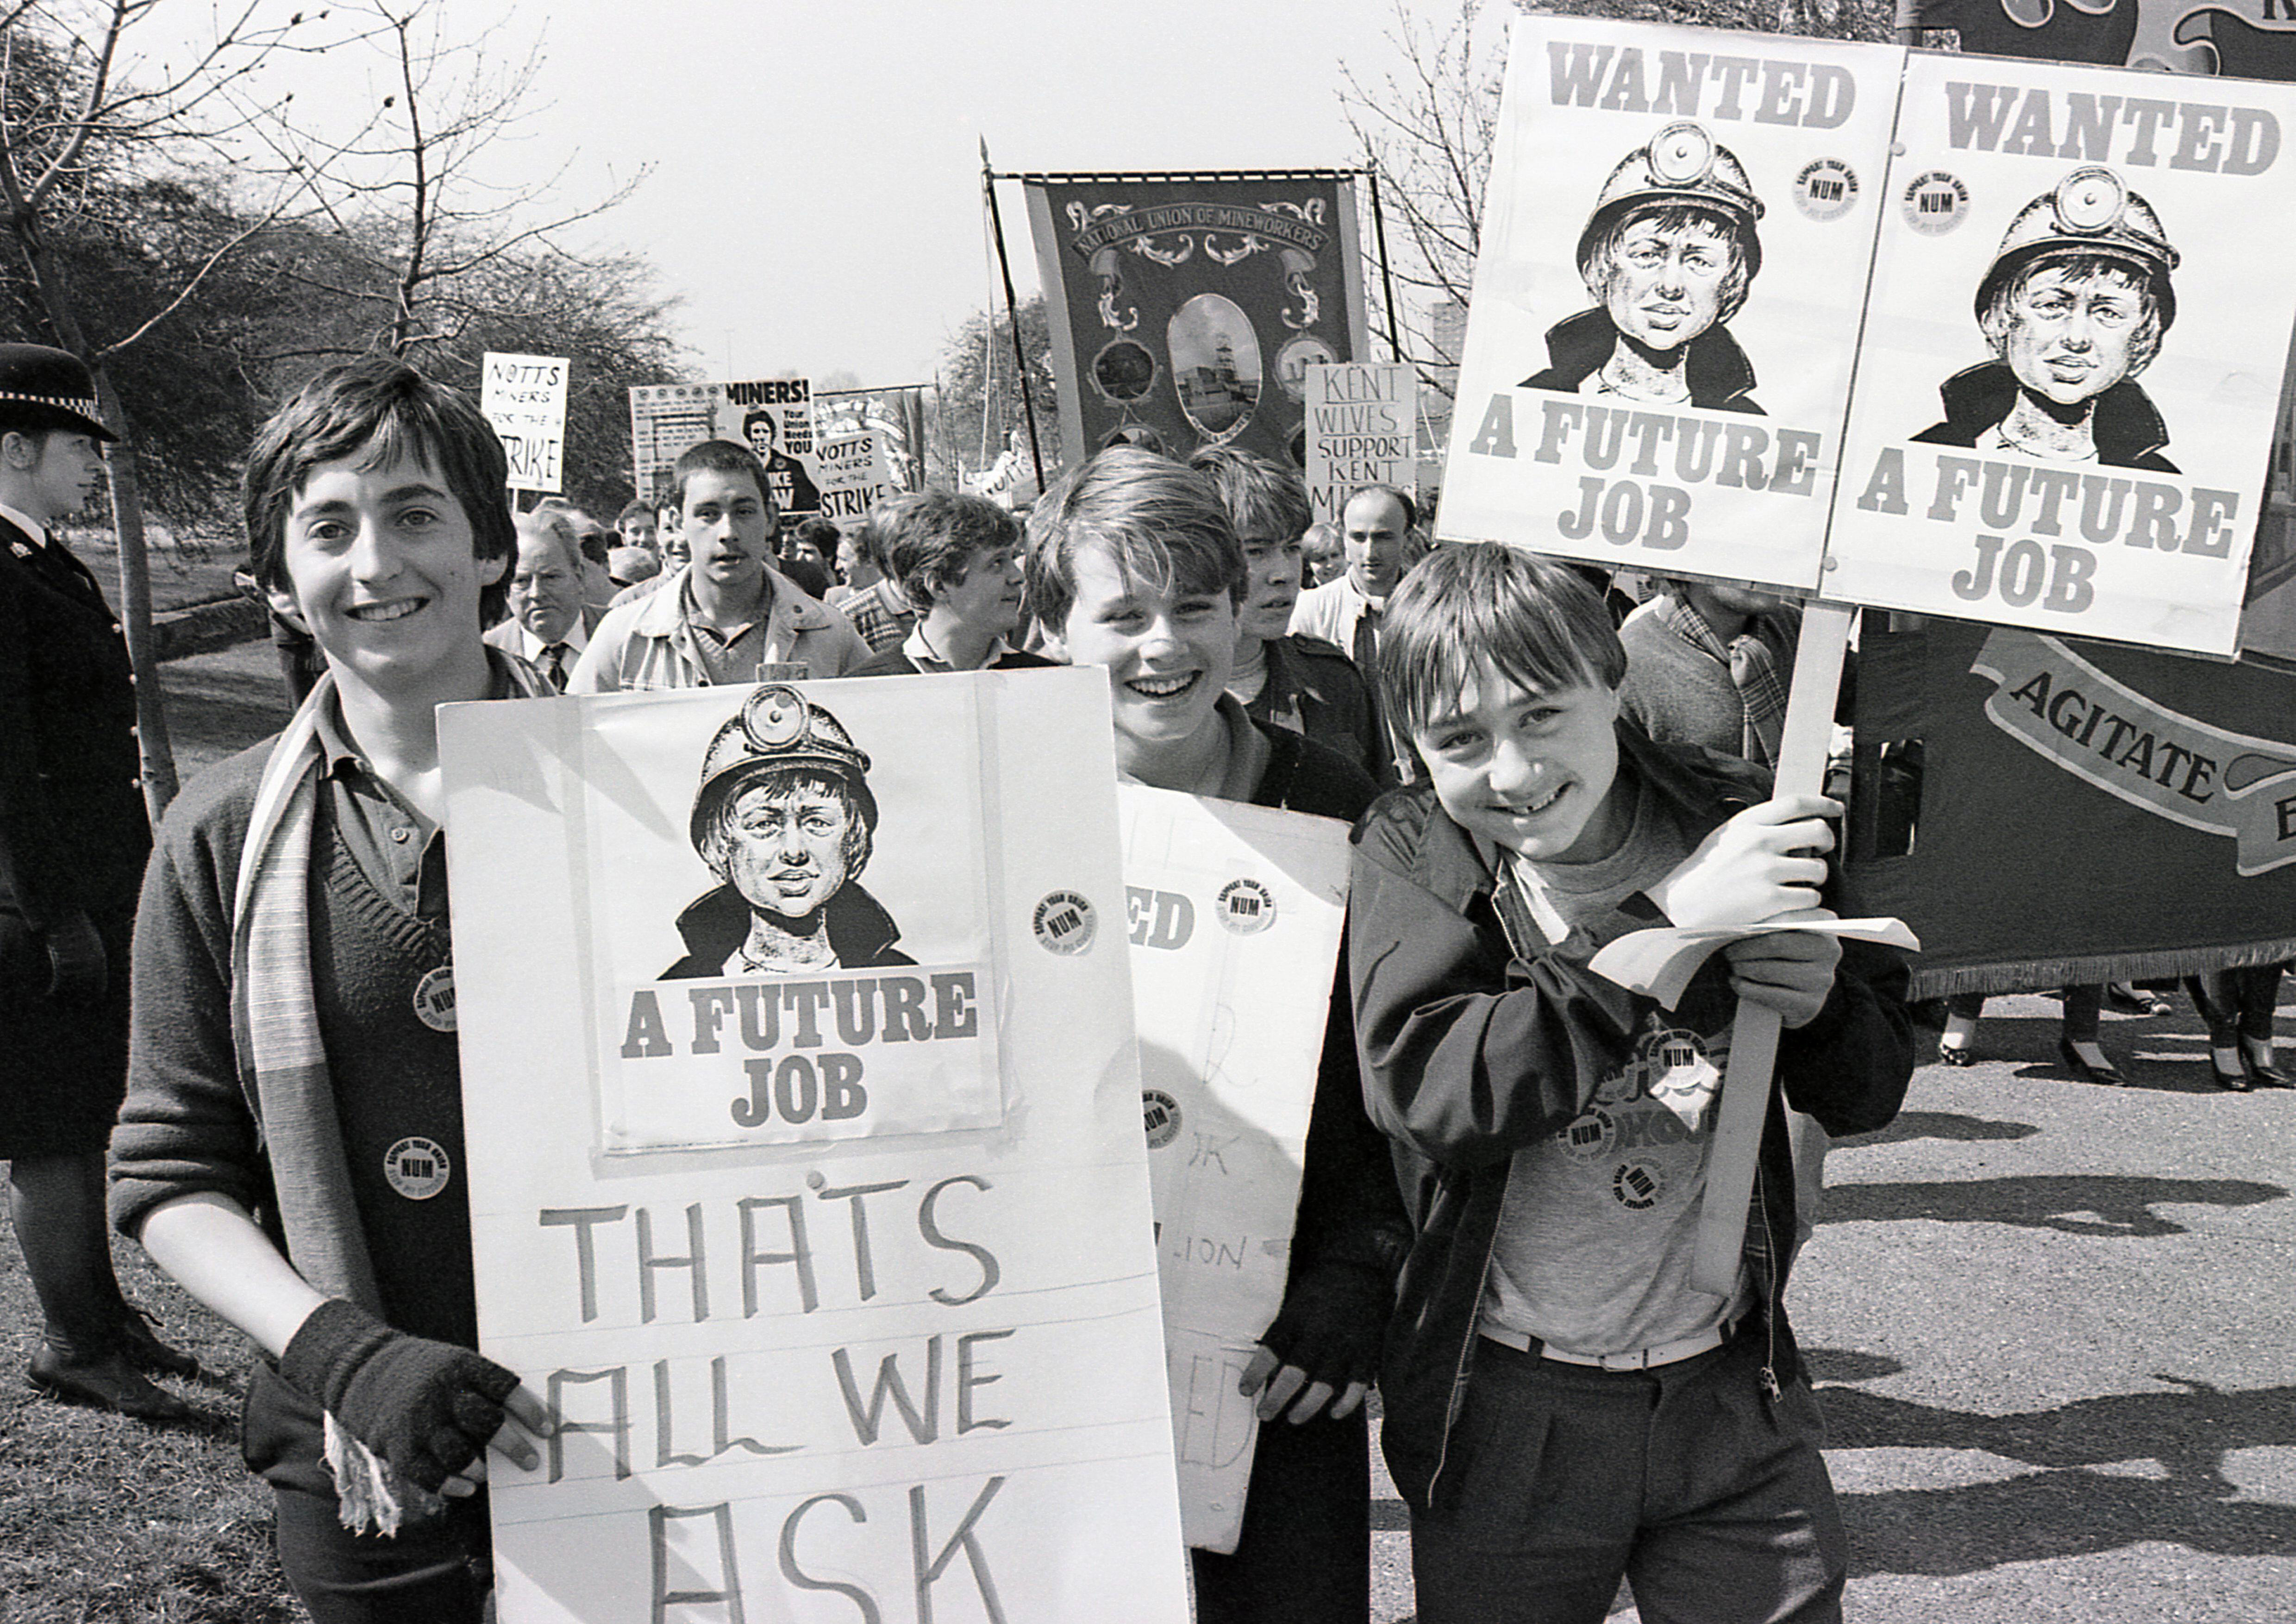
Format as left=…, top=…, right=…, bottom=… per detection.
left=1822, top=52, right=2296, bottom=657
left=578, top=681, right=1002, bottom=1155
left=1439, top=16, right=1902, bottom=592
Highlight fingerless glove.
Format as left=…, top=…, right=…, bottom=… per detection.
left=281, top=1298, right=519, bottom=1494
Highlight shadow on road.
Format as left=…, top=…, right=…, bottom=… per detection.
left=1815, top=1375, right=2296, bottom=1572
left=1839, top=1110, right=2042, bottom=1148
left=1820, top=1174, right=2285, bottom=1235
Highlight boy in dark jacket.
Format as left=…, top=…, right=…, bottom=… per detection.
left=1349, top=545, right=1912, bottom=1624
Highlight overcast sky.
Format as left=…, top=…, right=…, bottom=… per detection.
left=172, top=0, right=1445, bottom=388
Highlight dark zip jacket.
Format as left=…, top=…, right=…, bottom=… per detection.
left=663, top=881, right=914, bottom=978
left=1346, top=727, right=1913, bottom=1514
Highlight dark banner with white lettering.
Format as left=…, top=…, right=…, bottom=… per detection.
left=1843, top=614, right=2296, bottom=997
left=1024, top=174, right=1370, bottom=471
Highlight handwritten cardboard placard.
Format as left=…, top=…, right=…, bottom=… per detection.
left=441, top=668, right=1189, bottom=1623
left=1119, top=785, right=1350, bottom=1553
left=483, top=352, right=569, bottom=495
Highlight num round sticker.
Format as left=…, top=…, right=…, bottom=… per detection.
left=1033, top=890, right=1097, bottom=954
left=1215, top=878, right=1277, bottom=935
left=1143, top=1089, right=1182, bottom=1149
left=412, top=965, right=457, bottom=1032
left=1612, top=1159, right=1665, bottom=1211
left=383, top=1137, right=451, bottom=1200
left=1793, top=158, right=1858, bottom=222
left=1902, top=170, right=1969, bottom=236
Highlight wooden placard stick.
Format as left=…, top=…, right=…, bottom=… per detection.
left=1689, top=601, right=1857, bottom=1298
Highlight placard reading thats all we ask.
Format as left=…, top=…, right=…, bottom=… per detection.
left=1441, top=15, right=1903, bottom=591
left=1821, top=51, right=2296, bottom=657
left=439, top=667, right=1188, bottom=1624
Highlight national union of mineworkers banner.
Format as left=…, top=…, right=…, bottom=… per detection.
left=1842, top=614, right=2296, bottom=997
left=1025, top=172, right=1371, bottom=470
left=1439, top=16, right=1905, bottom=593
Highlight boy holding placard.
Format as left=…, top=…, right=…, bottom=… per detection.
left=111, top=358, right=553, bottom=1622
left=1027, top=447, right=1408, bottom=1624
left=1349, top=544, right=1911, bottom=1624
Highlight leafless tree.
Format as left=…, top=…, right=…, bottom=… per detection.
left=0, top=0, right=325, bottom=814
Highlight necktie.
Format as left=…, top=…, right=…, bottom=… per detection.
left=1351, top=604, right=1380, bottom=679
left=541, top=643, right=569, bottom=688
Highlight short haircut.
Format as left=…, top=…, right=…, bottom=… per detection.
left=616, top=498, right=656, bottom=529
left=698, top=769, right=874, bottom=887
left=742, top=408, right=778, bottom=446
left=1095, top=422, right=1172, bottom=458
left=1025, top=447, right=1247, bottom=634
left=513, top=508, right=585, bottom=574
left=1301, top=520, right=1343, bottom=567
left=671, top=439, right=775, bottom=517
left=878, top=489, right=1020, bottom=608
left=244, top=355, right=514, bottom=623
left=792, top=515, right=840, bottom=555
left=1187, top=445, right=1311, bottom=545
left=1345, top=483, right=1419, bottom=533
left=1581, top=201, right=1756, bottom=327
left=1378, top=543, right=1627, bottom=740
left=1979, top=251, right=2165, bottom=377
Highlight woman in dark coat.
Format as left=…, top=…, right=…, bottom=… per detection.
left=0, top=344, right=194, bottom=1417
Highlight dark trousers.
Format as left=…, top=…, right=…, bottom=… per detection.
left=1409, top=1335, right=1845, bottom=1624
left=243, top=1362, right=492, bottom=1624
left=2186, top=965, right=2285, bottom=1045
left=1190, top=1402, right=1370, bottom=1624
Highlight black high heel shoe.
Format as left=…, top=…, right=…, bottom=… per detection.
left=2209, top=1050, right=2254, bottom=1092
left=2057, top=1037, right=2127, bottom=1086
left=2243, top=1044, right=2294, bottom=1089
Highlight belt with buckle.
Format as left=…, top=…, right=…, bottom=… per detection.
left=1530, top=1319, right=1737, bottom=1372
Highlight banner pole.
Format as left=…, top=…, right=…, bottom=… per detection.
left=1690, top=601, right=1857, bottom=1297
left=1365, top=168, right=1407, bottom=367
left=981, top=140, right=1046, bottom=492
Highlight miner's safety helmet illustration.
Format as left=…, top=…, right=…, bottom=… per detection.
left=689, top=684, right=878, bottom=853
left=1577, top=121, right=1766, bottom=284
left=1976, top=167, right=2180, bottom=333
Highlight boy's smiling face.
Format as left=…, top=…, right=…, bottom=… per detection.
left=1051, top=539, right=1236, bottom=752
left=1411, top=658, right=1628, bottom=864
left=272, top=445, right=500, bottom=700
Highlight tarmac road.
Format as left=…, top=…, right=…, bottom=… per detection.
left=156, top=645, right=2294, bottom=1622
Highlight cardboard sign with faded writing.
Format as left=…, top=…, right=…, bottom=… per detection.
left=1304, top=363, right=1418, bottom=527
left=814, top=431, right=898, bottom=528
left=441, top=668, right=1189, bottom=1623
left=1120, top=786, right=1350, bottom=1554
left=1440, top=16, right=1902, bottom=590
left=483, top=352, right=569, bottom=495
left=1821, top=51, right=2296, bottom=656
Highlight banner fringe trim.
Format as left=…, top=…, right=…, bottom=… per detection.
left=1908, top=939, right=2296, bottom=1002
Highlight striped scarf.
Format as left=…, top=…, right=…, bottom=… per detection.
left=229, top=653, right=546, bottom=1530
left=1658, top=594, right=1789, bottom=769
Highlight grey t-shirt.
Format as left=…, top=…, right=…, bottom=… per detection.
left=1480, top=772, right=1753, bottom=1355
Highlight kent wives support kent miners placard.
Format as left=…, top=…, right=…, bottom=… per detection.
left=1822, top=50, right=2296, bottom=656
left=1440, top=16, right=1903, bottom=592
left=1026, top=173, right=1370, bottom=470
left=438, top=668, right=1189, bottom=1623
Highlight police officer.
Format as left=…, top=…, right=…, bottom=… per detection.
left=1523, top=121, right=1767, bottom=413
left=0, top=343, right=195, bottom=1418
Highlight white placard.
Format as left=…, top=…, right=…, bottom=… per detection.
left=815, top=431, right=897, bottom=527
left=1304, top=363, right=1418, bottom=527
left=1820, top=51, right=2296, bottom=655
left=442, top=668, right=1189, bottom=1624
left=483, top=352, right=569, bottom=495
left=1120, top=785, right=1351, bottom=1553
left=1440, top=17, right=1904, bottom=591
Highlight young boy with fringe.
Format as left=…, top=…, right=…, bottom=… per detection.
left=1348, top=544, right=1913, bottom=1624
left=111, top=358, right=553, bottom=1622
